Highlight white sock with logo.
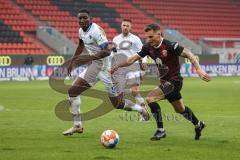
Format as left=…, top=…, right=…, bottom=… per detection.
left=134, top=93, right=145, bottom=105
left=69, top=96, right=82, bottom=128
left=124, top=99, right=143, bottom=113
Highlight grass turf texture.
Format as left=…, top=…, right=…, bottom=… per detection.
left=0, top=77, right=240, bottom=160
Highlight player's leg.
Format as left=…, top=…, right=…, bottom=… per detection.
left=166, top=80, right=205, bottom=140
left=126, top=71, right=145, bottom=106
left=63, top=62, right=100, bottom=136
left=130, top=84, right=144, bottom=105
left=126, top=70, right=148, bottom=121
left=170, top=99, right=198, bottom=124
left=170, top=99, right=205, bottom=140
left=104, top=70, right=149, bottom=120
left=146, top=80, right=177, bottom=140
left=131, top=82, right=146, bottom=109
left=63, top=77, right=91, bottom=136
left=130, top=83, right=149, bottom=121
left=108, top=93, right=149, bottom=121
left=109, top=54, right=147, bottom=116
left=146, top=87, right=166, bottom=140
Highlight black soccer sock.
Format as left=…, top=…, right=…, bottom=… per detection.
left=181, top=106, right=199, bottom=125
left=148, top=102, right=163, bottom=128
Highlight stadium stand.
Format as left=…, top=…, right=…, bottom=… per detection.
left=131, top=0, right=240, bottom=43
left=0, top=20, right=23, bottom=43
left=1, top=0, right=240, bottom=54
left=16, top=0, right=119, bottom=43
left=87, top=0, right=155, bottom=39
left=16, top=0, right=155, bottom=42
left=49, top=0, right=120, bottom=41
left=0, top=0, right=48, bottom=54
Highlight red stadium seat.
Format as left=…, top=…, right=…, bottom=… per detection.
left=132, top=0, right=240, bottom=42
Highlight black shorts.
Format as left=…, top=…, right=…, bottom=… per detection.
left=158, top=80, right=183, bottom=103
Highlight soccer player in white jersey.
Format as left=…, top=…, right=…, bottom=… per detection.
left=112, top=19, right=148, bottom=117
left=62, top=9, right=149, bottom=136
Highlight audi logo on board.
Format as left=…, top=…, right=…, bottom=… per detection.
left=0, top=56, right=12, bottom=66
left=46, top=56, right=65, bottom=66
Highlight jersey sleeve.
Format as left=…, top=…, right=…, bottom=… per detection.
left=170, top=42, right=184, bottom=56
left=134, top=37, right=143, bottom=53
left=94, top=26, right=108, bottom=49
left=137, top=44, right=149, bottom=58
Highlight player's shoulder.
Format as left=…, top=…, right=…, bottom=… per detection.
left=90, top=23, right=99, bottom=32
left=129, top=33, right=141, bottom=40
left=163, top=39, right=179, bottom=49
left=91, top=23, right=105, bottom=32
left=90, top=23, right=107, bottom=40
left=163, top=39, right=174, bottom=45
left=142, top=42, right=151, bottom=50
left=91, top=22, right=99, bottom=28
left=129, top=33, right=139, bottom=38
left=129, top=33, right=142, bottom=46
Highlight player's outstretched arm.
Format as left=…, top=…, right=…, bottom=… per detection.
left=73, top=48, right=111, bottom=63
left=67, top=39, right=85, bottom=76
left=180, top=48, right=211, bottom=82
left=68, top=44, right=110, bottom=76
left=110, top=53, right=141, bottom=74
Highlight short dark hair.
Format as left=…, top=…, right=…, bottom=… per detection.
left=122, top=18, right=132, bottom=23
left=78, top=9, right=90, bottom=16
left=144, top=23, right=160, bottom=32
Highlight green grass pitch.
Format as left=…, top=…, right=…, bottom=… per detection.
left=0, top=77, right=240, bottom=160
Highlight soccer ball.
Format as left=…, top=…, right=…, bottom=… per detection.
left=100, top=129, right=119, bottom=148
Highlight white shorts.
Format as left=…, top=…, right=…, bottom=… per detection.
left=78, top=59, right=119, bottom=96
left=125, top=70, right=141, bottom=85
left=111, top=64, right=142, bottom=94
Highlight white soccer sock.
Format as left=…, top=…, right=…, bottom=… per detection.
left=134, top=94, right=145, bottom=105
left=124, top=99, right=143, bottom=113
left=69, top=96, right=82, bottom=128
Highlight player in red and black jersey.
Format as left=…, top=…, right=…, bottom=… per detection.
left=110, top=23, right=211, bottom=141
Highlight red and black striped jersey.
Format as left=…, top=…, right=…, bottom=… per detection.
left=137, top=39, right=184, bottom=81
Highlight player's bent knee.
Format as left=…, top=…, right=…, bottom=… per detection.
left=116, top=102, right=125, bottom=109
left=68, top=79, right=91, bottom=97
left=146, top=95, right=161, bottom=104
left=68, top=86, right=80, bottom=97
left=109, top=94, right=125, bottom=109
left=174, top=107, right=185, bottom=113
left=110, top=100, right=124, bottom=109
left=68, top=85, right=90, bottom=97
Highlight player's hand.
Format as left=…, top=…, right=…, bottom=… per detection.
left=109, top=65, right=119, bottom=74
left=107, top=42, right=117, bottom=52
left=96, top=49, right=111, bottom=59
left=140, top=63, right=148, bottom=71
left=196, top=68, right=211, bottom=82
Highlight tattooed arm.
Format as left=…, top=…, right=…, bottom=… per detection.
left=180, top=48, right=211, bottom=82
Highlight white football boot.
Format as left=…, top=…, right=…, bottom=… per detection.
left=62, top=126, right=83, bottom=136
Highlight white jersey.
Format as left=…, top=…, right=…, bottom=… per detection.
left=79, top=22, right=110, bottom=68
left=112, top=33, right=147, bottom=63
